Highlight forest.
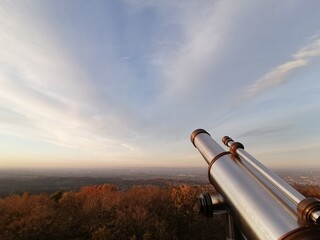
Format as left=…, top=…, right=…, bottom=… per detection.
left=0, top=184, right=319, bottom=240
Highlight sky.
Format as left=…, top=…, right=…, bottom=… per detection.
left=0, top=0, right=320, bottom=170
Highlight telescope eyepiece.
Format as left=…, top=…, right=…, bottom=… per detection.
left=198, top=192, right=226, bottom=217
left=198, top=192, right=214, bottom=217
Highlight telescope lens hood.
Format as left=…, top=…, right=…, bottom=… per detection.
left=191, top=129, right=210, bottom=147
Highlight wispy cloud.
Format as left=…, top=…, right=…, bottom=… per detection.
left=246, top=60, right=308, bottom=97
left=0, top=2, right=143, bottom=159
left=13, top=0, right=248, bottom=164
left=294, top=35, right=320, bottom=59
left=132, top=1, right=249, bottom=134
left=1, top=1, right=320, bottom=168
left=154, top=1, right=243, bottom=97
left=238, top=123, right=294, bottom=139
left=245, top=35, right=320, bottom=97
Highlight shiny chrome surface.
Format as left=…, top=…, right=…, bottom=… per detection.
left=225, top=139, right=320, bottom=224
left=226, top=213, right=236, bottom=240
left=194, top=133, right=224, bottom=165
left=193, top=131, right=303, bottom=240
left=236, top=155, right=298, bottom=215
left=210, top=193, right=225, bottom=206
left=226, top=138, right=304, bottom=205
left=237, top=148, right=320, bottom=224
left=312, top=210, right=320, bottom=223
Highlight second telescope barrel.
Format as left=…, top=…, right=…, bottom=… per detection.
left=191, top=129, right=310, bottom=240
left=223, top=137, right=304, bottom=205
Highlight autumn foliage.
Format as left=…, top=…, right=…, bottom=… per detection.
left=0, top=185, right=224, bottom=240
left=290, top=184, right=320, bottom=199
left=0, top=184, right=319, bottom=240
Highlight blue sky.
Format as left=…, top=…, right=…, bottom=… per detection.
left=0, top=0, right=320, bottom=169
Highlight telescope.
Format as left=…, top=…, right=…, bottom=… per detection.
left=191, top=129, right=320, bottom=240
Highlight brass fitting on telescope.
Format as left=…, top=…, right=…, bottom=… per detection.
left=190, top=129, right=210, bottom=147
left=297, top=198, right=320, bottom=224
left=229, top=142, right=244, bottom=156
left=222, top=136, right=244, bottom=156
left=222, top=136, right=233, bottom=146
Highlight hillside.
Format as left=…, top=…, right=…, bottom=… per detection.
left=0, top=184, right=319, bottom=240
left=0, top=185, right=224, bottom=240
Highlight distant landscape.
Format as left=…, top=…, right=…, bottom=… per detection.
left=0, top=168, right=319, bottom=197
left=0, top=168, right=207, bottom=197
left=0, top=168, right=320, bottom=240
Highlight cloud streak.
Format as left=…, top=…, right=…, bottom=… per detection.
left=246, top=35, right=320, bottom=97
left=246, top=60, right=308, bottom=97
left=1, top=1, right=320, bottom=169
left=0, top=2, right=144, bottom=160
left=154, top=1, right=243, bottom=98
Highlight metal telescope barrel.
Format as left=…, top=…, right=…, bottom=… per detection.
left=222, top=136, right=320, bottom=224
left=191, top=129, right=320, bottom=240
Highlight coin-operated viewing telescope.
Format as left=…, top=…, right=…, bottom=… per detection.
left=191, top=129, right=320, bottom=240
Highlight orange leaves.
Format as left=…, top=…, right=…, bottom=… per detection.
left=3, top=183, right=315, bottom=239
left=291, top=184, right=320, bottom=198
left=170, top=185, right=200, bottom=212
left=0, top=193, right=56, bottom=239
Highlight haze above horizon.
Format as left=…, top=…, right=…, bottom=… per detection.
left=1, top=1, right=320, bottom=170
